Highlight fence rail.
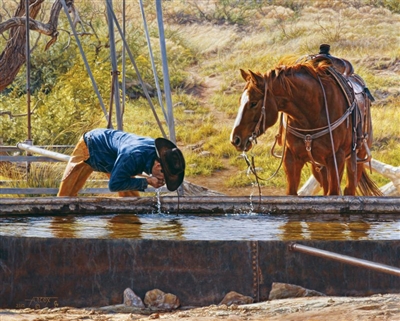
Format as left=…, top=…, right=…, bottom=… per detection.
left=0, top=188, right=111, bottom=195
left=1, top=144, right=115, bottom=195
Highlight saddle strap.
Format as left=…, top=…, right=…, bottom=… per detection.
left=328, top=66, right=373, bottom=168
left=284, top=101, right=355, bottom=140
left=326, top=66, right=355, bottom=106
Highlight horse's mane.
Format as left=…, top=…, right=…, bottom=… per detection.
left=264, top=55, right=332, bottom=96
left=274, top=54, right=331, bottom=75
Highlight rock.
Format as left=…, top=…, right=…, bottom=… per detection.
left=199, top=151, right=211, bottom=157
left=219, top=291, right=254, bottom=306
left=144, top=289, right=180, bottom=310
left=268, top=282, right=326, bottom=300
left=123, top=288, right=145, bottom=308
left=163, top=180, right=225, bottom=196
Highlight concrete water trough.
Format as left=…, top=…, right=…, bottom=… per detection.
left=0, top=195, right=400, bottom=309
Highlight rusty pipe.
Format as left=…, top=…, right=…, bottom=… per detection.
left=289, top=243, right=400, bottom=277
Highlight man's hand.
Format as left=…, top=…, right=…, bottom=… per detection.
left=147, top=176, right=165, bottom=189
left=148, top=160, right=165, bottom=189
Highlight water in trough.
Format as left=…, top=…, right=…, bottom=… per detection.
left=0, top=212, right=399, bottom=240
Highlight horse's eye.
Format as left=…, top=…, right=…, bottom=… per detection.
left=249, top=102, right=258, bottom=109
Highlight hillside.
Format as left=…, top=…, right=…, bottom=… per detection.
left=1, top=1, right=399, bottom=196
left=161, top=2, right=400, bottom=196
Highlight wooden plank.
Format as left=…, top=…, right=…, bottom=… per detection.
left=1, top=196, right=400, bottom=215
left=0, top=186, right=166, bottom=195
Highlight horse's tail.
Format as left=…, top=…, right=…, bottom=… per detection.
left=357, top=167, right=382, bottom=196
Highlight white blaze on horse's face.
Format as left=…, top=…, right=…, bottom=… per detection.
left=230, top=89, right=249, bottom=141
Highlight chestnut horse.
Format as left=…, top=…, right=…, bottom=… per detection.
left=230, top=58, right=381, bottom=196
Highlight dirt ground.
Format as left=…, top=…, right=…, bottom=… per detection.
left=1, top=293, right=399, bottom=321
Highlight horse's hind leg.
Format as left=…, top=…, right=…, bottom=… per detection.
left=343, top=158, right=358, bottom=195
left=343, top=157, right=359, bottom=196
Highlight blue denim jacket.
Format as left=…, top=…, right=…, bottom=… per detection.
left=84, top=129, right=156, bottom=191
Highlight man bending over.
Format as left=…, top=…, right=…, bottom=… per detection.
left=57, top=128, right=185, bottom=197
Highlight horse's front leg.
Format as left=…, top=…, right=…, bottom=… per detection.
left=283, top=149, right=304, bottom=195
left=312, top=166, right=328, bottom=195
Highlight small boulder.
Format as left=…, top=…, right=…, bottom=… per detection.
left=123, top=288, right=145, bottom=308
left=219, top=291, right=254, bottom=306
left=144, top=289, right=180, bottom=310
left=268, top=282, right=326, bottom=300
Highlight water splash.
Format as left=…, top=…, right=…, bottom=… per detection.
left=155, top=188, right=162, bottom=214
left=248, top=189, right=254, bottom=214
left=240, top=151, right=259, bottom=214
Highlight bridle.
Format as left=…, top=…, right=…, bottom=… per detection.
left=249, top=81, right=268, bottom=145
left=244, top=80, right=284, bottom=198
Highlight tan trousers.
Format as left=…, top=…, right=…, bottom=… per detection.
left=57, top=136, right=140, bottom=197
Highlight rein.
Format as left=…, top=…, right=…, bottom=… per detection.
left=245, top=81, right=285, bottom=201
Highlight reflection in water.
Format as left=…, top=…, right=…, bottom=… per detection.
left=280, top=220, right=371, bottom=241
left=0, top=214, right=398, bottom=241
left=106, top=215, right=185, bottom=240
left=145, top=218, right=185, bottom=240
left=107, top=214, right=142, bottom=239
left=51, top=216, right=79, bottom=238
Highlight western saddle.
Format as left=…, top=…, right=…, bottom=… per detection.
left=308, top=44, right=374, bottom=163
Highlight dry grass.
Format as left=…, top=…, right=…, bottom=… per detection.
left=162, top=1, right=400, bottom=189
left=1, top=0, right=399, bottom=193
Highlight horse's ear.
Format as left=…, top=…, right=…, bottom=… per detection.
left=248, top=70, right=264, bottom=86
left=240, top=69, right=249, bottom=81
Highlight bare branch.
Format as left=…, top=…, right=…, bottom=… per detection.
left=0, top=0, right=76, bottom=92
left=0, top=102, right=39, bottom=118
left=0, top=17, right=58, bottom=37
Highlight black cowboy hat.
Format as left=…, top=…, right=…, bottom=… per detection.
left=155, top=138, right=185, bottom=191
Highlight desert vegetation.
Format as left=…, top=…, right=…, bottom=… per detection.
left=0, top=0, right=399, bottom=195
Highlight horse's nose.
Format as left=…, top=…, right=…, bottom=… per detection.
left=232, top=135, right=241, bottom=147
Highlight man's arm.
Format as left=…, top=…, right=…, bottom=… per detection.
left=108, top=154, right=148, bottom=191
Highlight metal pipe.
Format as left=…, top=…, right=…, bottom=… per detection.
left=105, top=1, right=167, bottom=139
left=25, top=0, right=32, bottom=142
left=17, top=143, right=71, bottom=162
left=60, top=0, right=108, bottom=121
left=106, top=0, right=122, bottom=130
left=156, top=0, right=176, bottom=143
left=121, top=0, right=126, bottom=119
left=289, top=243, right=400, bottom=277
left=139, top=0, right=168, bottom=123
